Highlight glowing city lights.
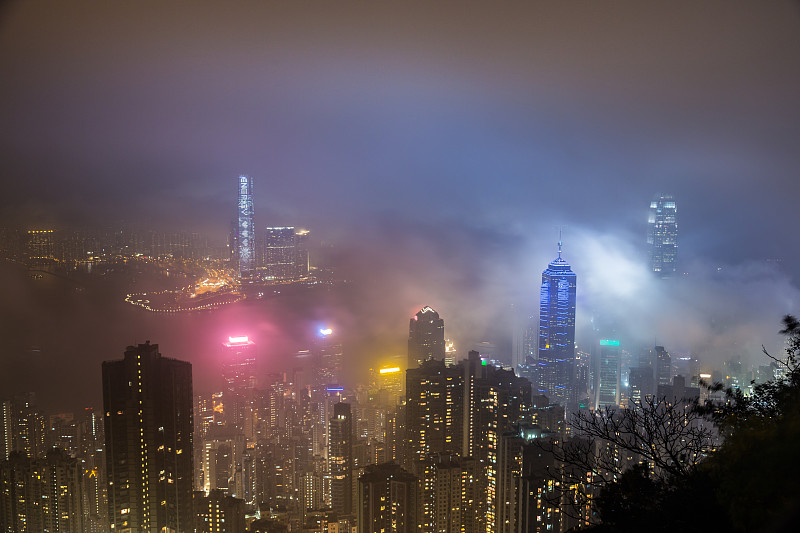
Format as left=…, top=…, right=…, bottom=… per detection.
left=379, top=367, right=401, bottom=374
left=319, top=328, right=333, bottom=336
left=225, top=335, right=254, bottom=347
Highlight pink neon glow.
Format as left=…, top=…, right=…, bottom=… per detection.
left=228, top=336, right=249, bottom=343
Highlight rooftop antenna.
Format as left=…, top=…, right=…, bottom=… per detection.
left=557, top=226, right=564, bottom=258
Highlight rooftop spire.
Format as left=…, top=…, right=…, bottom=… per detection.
left=557, top=227, right=563, bottom=258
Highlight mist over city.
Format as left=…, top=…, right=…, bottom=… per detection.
left=1, top=2, right=799, bottom=532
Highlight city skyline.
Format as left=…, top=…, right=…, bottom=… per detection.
left=1, top=2, right=798, bottom=271
left=1, top=2, right=799, bottom=530
left=0, top=200, right=796, bottom=413
left=2, top=3, right=799, bottom=413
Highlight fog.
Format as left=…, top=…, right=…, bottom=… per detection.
left=1, top=1, right=799, bottom=411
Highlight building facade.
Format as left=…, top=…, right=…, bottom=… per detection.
left=647, top=193, right=678, bottom=278
left=237, top=175, right=255, bottom=278
left=358, top=463, right=418, bottom=533
left=261, top=226, right=310, bottom=281
left=222, top=336, right=257, bottom=427
left=193, top=489, right=246, bottom=533
left=537, top=242, right=577, bottom=407
left=408, top=306, right=446, bottom=369
left=327, top=402, right=354, bottom=516
left=102, top=342, right=194, bottom=533
left=0, top=449, right=84, bottom=533
left=595, top=340, right=621, bottom=409
left=405, top=359, right=464, bottom=465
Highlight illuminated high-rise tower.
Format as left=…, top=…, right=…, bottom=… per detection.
left=537, top=240, right=577, bottom=407
left=405, top=352, right=532, bottom=532
left=261, top=227, right=311, bottom=281
left=262, top=227, right=297, bottom=280
left=102, top=342, right=193, bottom=533
left=405, top=359, right=464, bottom=465
left=0, top=400, right=11, bottom=461
left=595, top=340, right=621, bottom=409
left=655, top=345, right=672, bottom=386
left=237, top=175, right=255, bottom=278
left=25, top=229, right=55, bottom=268
left=358, top=463, right=419, bottom=533
left=647, top=193, right=678, bottom=278
left=222, top=336, right=257, bottom=427
left=0, top=449, right=85, bottom=533
left=327, top=402, right=353, bottom=516
left=407, top=306, right=445, bottom=368
left=313, top=327, right=343, bottom=386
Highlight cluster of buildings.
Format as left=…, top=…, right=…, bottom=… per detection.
left=0, top=174, right=316, bottom=282
left=233, top=175, right=311, bottom=283
left=0, top=328, right=767, bottom=533
left=4, top=191, right=777, bottom=532
left=0, top=395, right=107, bottom=532
left=0, top=227, right=226, bottom=271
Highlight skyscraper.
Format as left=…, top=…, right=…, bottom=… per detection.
left=25, top=229, right=55, bottom=268
left=262, top=226, right=297, bottom=280
left=79, top=407, right=109, bottom=532
left=260, top=226, right=311, bottom=281
left=294, top=228, right=310, bottom=279
left=647, top=193, right=678, bottom=278
left=628, top=367, right=655, bottom=404
left=417, top=453, right=482, bottom=533
left=405, top=359, right=464, bottom=465
left=537, top=241, right=577, bottom=407
left=655, top=345, right=673, bottom=387
left=237, top=175, right=255, bottom=279
left=358, top=463, right=419, bottom=533
left=405, top=352, right=532, bottom=532
left=595, top=340, right=621, bottom=409
left=0, top=400, right=11, bottom=461
left=313, top=327, right=344, bottom=386
left=193, top=489, right=246, bottom=533
left=408, top=306, right=445, bottom=368
left=102, top=342, right=194, bottom=533
left=327, top=402, right=353, bottom=516
left=0, top=449, right=84, bottom=533
left=222, top=335, right=257, bottom=427
left=7, top=392, right=47, bottom=459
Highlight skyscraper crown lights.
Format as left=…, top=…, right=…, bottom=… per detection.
left=647, top=193, right=678, bottom=278
left=237, top=175, right=255, bottom=278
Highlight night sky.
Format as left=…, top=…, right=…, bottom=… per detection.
left=1, top=1, right=799, bottom=408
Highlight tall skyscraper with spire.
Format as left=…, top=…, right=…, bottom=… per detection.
left=537, top=239, right=577, bottom=407
left=647, top=193, right=678, bottom=278
left=407, top=306, right=445, bottom=368
left=237, top=175, right=255, bottom=279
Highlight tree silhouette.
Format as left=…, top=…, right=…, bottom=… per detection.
left=543, top=316, right=800, bottom=532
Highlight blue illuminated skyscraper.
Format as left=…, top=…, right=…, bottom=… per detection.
left=647, top=193, right=678, bottom=278
left=537, top=240, right=577, bottom=407
left=237, top=175, right=255, bottom=278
